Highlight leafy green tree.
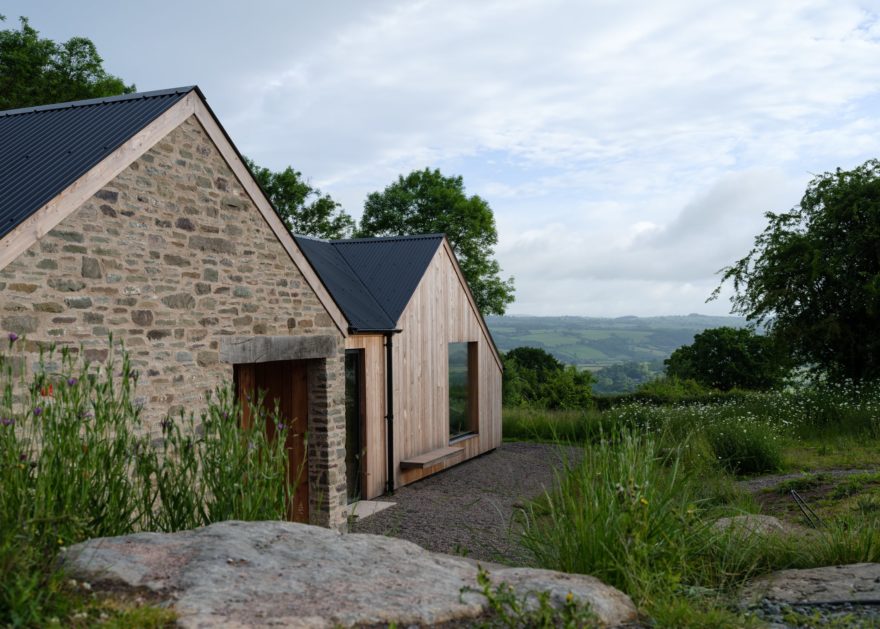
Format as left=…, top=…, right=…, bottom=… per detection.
left=664, top=327, right=788, bottom=391
left=592, top=361, right=661, bottom=394
left=503, top=346, right=593, bottom=409
left=0, top=16, right=134, bottom=110
left=540, top=366, right=594, bottom=410
left=357, top=168, right=515, bottom=315
left=245, top=159, right=355, bottom=239
left=715, top=159, right=880, bottom=382
left=504, top=346, right=563, bottom=376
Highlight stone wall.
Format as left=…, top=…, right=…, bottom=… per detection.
left=0, top=115, right=347, bottom=527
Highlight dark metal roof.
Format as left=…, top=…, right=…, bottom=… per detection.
left=0, top=87, right=195, bottom=240
left=294, top=235, right=396, bottom=331
left=295, top=234, right=444, bottom=332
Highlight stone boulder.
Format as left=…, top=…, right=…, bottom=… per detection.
left=62, top=520, right=637, bottom=628
left=741, top=563, right=880, bottom=605
left=712, top=514, right=786, bottom=537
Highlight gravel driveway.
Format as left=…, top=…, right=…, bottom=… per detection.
left=350, top=442, right=579, bottom=565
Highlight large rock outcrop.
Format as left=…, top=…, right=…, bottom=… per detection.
left=62, top=520, right=637, bottom=628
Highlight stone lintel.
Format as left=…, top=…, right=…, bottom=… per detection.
left=220, top=335, right=337, bottom=364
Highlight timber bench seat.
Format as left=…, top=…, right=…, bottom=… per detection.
left=400, top=446, right=463, bottom=470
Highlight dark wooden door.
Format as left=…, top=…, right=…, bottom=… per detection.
left=235, top=360, right=309, bottom=523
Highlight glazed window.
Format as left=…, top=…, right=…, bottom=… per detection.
left=449, top=342, right=477, bottom=440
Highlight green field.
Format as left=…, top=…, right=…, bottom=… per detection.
left=486, top=314, right=750, bottom=369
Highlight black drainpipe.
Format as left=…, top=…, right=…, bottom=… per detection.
left=384, top=332, right=395, bottom=495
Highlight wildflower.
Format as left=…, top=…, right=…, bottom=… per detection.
left=7, top=332, right=18, bottom=343
left=40, top=384, right=53, bottom=397
left=566, top=592, right=574, bottom=604
left=639, top=497, right=649, bottom=506
left=33, top=406, right=43, bottom=416
left=277, top=422, right=286, bottom=432
left=67, top=377, right=78, bottom=387
left=0, top=418, right=13, bottom=427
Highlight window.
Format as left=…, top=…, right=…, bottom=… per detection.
left=449, top=342, right=477, bottom=440
left=344, top=350, right=365, bottom=503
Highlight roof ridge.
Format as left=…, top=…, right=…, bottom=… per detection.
left=0, top=86, right=198, bottom=118
left=331, top=233, right=445, bottom=245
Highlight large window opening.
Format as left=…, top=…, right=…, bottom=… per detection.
left=449, top=342, right=478, bottom=440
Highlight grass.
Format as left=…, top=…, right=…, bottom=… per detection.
left=507, top=381, right=880, bottom=627
left=0, top=339, right=298, bottom=626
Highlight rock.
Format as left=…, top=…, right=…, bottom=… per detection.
left=713, top=514, right=785, bottom=537
left=61, top=521, right=637, bottom=628
left=82, top=257, right=102, bottom=279
left=742, top=563, right=880, bottom=606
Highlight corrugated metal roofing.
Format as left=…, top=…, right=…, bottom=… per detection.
left=294, top=236, right=395, bottom=331
left=295, top=234, right=444, bottom=332
left=0, top=87, right=195, bottom=240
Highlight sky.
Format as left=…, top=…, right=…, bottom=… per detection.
left=6, top=1, right=880, bottom=317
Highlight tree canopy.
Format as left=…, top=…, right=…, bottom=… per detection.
left=0, top=16, right=134, bottom=110
left=357, top=168, right=515, bottom=315
left=502, top=347, right=593, bottom=409
left=715, top=159, right=880, bottom=382
left=664, top=327, right=788, bottom=391
left=245, top=159, right=355, bottom=240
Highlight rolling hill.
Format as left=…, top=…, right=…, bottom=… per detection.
left=485, top=314, right=750, bottom=370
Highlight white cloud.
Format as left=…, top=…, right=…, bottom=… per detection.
left=8, top=0, right=880, bottom=315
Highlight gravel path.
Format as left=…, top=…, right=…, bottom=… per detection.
left=351, top=442, right=580, bottom=565
left=736, top=468, right=875, bottom=493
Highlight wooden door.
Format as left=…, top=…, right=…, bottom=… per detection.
left=235, top=360, right=309, bottom=523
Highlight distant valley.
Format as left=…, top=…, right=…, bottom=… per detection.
left=485, top=314, right=750, bottom=371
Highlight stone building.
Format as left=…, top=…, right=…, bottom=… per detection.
left=0, top=86, right=502, bottom=529
left=0, top=87, right=350, bottom=527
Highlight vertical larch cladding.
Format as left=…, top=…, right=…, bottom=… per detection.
left=0, top=115, right=347, bottom=526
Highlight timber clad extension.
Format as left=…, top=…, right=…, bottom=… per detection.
left=0, top=86, right=502, bottom=528
left=297, top=234, right=503, bottom=500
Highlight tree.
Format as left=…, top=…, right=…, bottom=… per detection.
left=0, top=16, right=134, bottom=110
left=245, top=159, right=355, bottom=239
left=357, top=168, right=515, bottom=315
left=503, top=346, right=593, bottom=409
left=664, top=327, right=788, bottom=391
left=592, top=361, right=661, bottom=394
left=714, top=159, right=880, bottom=382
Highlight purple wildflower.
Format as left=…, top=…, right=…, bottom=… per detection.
left=67, top=377, right=78, bottom=387
left=33, top=406, right=43, bottom=416
left=7, top=332, right=18, bottom=343
left=1, top=417, right=13, bottom=427
left=276, top=422, right=286, bottom=432
left=19, top=453, right=26, bottom=462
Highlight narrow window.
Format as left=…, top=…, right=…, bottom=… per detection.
left=345, top=350, right=365, bottom=503
left=449, top=342, right=478, bottom=440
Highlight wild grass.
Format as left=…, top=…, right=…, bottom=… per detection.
left=512, top=381, right=880, bottom=626
left=0, top=339, right=297, bottom=626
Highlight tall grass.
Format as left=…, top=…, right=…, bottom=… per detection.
left=0, top=339, right=296, bottom=626
left=520, top=425, right=880, bottom=627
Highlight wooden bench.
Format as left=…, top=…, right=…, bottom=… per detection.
left=400, top=445, right=463, bottom=470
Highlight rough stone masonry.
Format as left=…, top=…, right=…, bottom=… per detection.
left=0, top=116, right=348, bottom=526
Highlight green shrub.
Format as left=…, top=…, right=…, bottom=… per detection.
left=0, top=339, right=294, bottom=625
left=703, top=416, right=783, bottom=475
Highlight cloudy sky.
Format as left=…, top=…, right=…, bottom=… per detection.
left=7, top=1, right=880, bottom=316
